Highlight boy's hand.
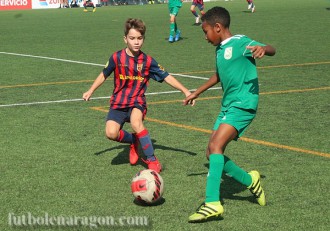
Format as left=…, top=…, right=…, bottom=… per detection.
left=246, top=45, right=266, bottom=59
left=183, top=92, right=197, bottom=106
left=82, top=91, right=92, bottom=101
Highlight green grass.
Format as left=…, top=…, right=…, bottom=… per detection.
left=1, top=0, right=330, bottom=230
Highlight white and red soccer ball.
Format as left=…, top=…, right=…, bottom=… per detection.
left=131, top=169, right=164, bottom=204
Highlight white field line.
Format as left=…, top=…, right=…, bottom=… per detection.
left=0, top=51, right=214, bottom=107
left=0, top=51, right=104, bottom=67
left=0, top=51, right=209, bottom=80
left=173, top=74, right=208, bottom=80
left=0, top=87, right=222, bottom=108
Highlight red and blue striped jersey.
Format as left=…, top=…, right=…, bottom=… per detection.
left=192, top=0, right=204, bottom=5
left=103, top=49, right=169, bottom=110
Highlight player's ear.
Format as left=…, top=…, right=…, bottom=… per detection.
left=214, top=23, right=222, bottom=33
left=123, top=35, right=127, bottom=44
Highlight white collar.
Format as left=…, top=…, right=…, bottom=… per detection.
left=220, top=36, right=233, bottom=46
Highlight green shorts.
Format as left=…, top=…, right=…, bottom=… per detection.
left=168, top=6, right=181, bottom=16
left=213, top=107, right=256, bottom=140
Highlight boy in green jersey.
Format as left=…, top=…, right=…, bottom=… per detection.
left=184, top=6, right=276, bottom=223
left=168, top=0, right=183, bottom=42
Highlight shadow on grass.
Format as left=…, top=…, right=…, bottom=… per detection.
left=187, top=163, right=266, bottom=204
left=133, top=197, right=166, bottom=207
left=164, top=37, right=187, bottom=42
left=188, top=215, right=224, bottom=223
left=242, top=10, right=253, bottom=13
left=94, top=139, right=197, bottom=166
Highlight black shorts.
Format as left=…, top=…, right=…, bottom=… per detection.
left=106, top=105, right=146, bottom=128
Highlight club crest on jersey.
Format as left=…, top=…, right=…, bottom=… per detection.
left=224, top=47, right=233, bottom=60
left=137, top=64, right=143, bottom=72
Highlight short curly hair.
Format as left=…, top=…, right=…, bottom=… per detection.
left=201, top=7, right=231, bottom=28
left=124, top=18, right=146, bottom=36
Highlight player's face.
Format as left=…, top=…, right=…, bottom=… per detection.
left=124, top=29, right=144, bottom=56
left=201, top=21, right=221, bottom=46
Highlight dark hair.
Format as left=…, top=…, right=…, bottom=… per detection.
left=201, top=7, right=230, bottom=28
left=124, top=18, right=146, bottom=36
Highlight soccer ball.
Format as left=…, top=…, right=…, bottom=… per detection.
left=131, top=169, right=164, bottom=204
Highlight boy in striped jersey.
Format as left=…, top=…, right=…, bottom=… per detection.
left=83, top=0, right=96, bottom=12
left=83, top=18, right=193, bottom=173
left=190, top=0, right=205, bottom=25
left=246, top=0, right=255, bottom=13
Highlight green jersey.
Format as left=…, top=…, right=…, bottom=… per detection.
left=168, top=0, right=182, bottom=8
left=215, top=35, right=265, bottom=111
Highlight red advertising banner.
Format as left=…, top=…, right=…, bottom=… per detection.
left=0, top=0, right=32, bottom=10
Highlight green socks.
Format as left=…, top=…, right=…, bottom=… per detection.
left=205, top=154, right=253, bottom=203
left=223, top=155, right=252, bottom=187
left=205, top=154, right=224, bottom=203
left=170, top=23, right=175, bottom=36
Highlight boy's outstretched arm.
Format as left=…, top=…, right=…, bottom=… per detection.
left=82, top=72, right=106, bottom=101
left=246, top=45, right=276, bottom=59
left=164, top=75, right=192, bottom=97
left=164, top=75, right=195, bottom=106
left=183, top=73, right=220, bottom=105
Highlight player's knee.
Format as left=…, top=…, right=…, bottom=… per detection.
left=130, top=122, right=144, bottom=133
left=105, top=130, right=118, bottom=141
left=208, top=141, right=224, bottom=154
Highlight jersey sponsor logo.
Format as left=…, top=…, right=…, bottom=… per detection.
left=119, top=74, right=144, bottom=82
left=224, top=47, right=233, bottom=60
